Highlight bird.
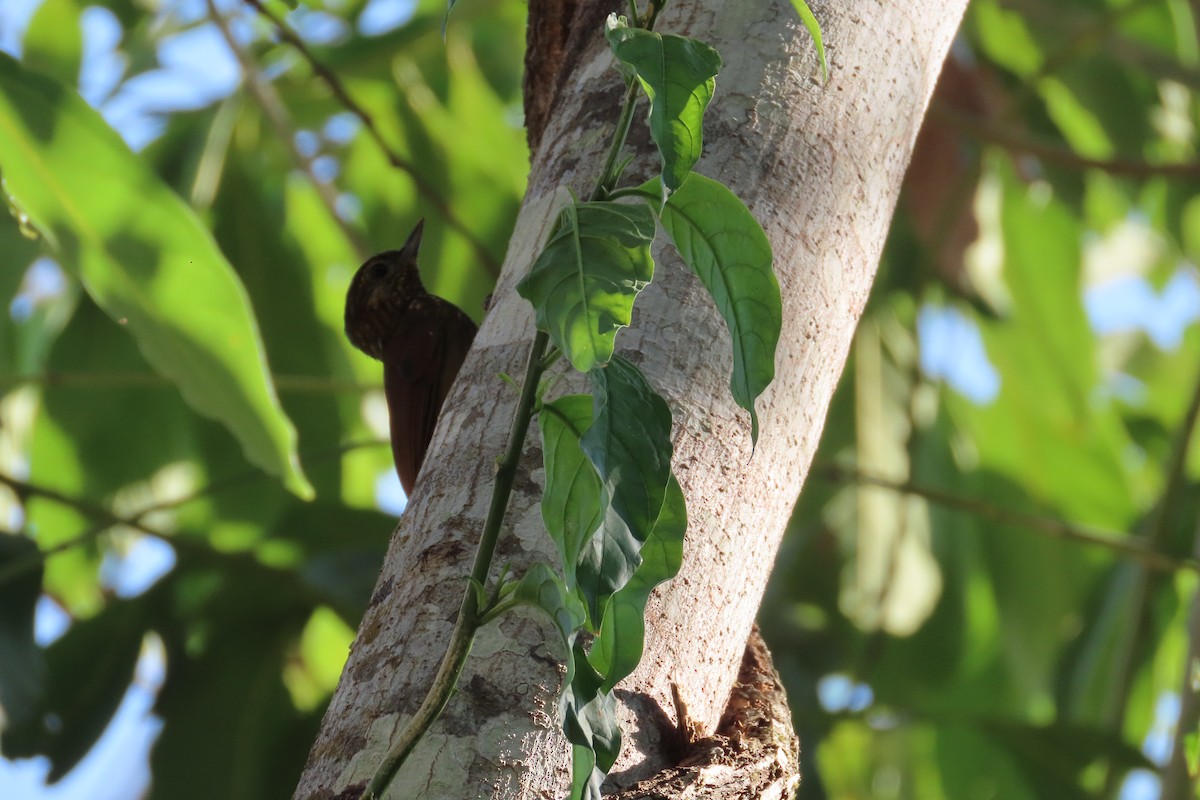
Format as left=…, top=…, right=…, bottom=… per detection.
left=344, top=220, right=478, bottom=496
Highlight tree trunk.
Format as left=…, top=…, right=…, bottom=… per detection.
left=293, top=1, right=967, bottom=797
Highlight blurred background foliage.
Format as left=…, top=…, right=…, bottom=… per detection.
left=0, top=1, right=1197, bottom=799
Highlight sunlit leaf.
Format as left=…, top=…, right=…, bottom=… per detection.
left=788, top=0, right=828, bottom=81
left=517, top=202, right=655, bottom=372
left=0, top=54, right=313, bottom=499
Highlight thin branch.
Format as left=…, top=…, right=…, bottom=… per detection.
left=206, top=0, right=371, bottom=261
left=0, top=439, right=386, bottom=585
left=814, top=464, right=1200, bottom=574
left=0, top=471, right=215, bottom=587
left=1107, top=363, right=1200, bottom=792
left=0, top=370, right=375, bottom=394
left=1003, top=0, right=1160, bottom=116
left=933, top=104, right=1200, bottom=179
left=241, top=0, right=504, bottom=277
left=1163, top=513, right=1200, bottom=799
left=134, top=438, right=385, bottom=518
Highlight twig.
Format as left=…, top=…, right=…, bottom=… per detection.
left=814, top=464, right=1200, bottom=574
left=933, top=104, right=1200, bottom=179
left=206, top=0, right=371, bottom=261
left=241, top=0, right=503, bottom=277
left=1108, top=363, right=1200, bottom=791
left=0, top=472, right=231, bottom=587
left=0, top=370, right=375, bottom=394
left=0, top=439, right=386, bottom=585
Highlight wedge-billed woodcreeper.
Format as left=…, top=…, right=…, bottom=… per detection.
left=344, top=221, right=478, bottom=495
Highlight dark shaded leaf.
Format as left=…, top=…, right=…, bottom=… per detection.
left=0, top=533, right=46, bottom=735
left=590, top=474, right=685, bottom=691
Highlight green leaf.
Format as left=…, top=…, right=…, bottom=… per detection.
left=517, top=201, right=655, bottom=372
left=788, top=0, right=828, bottom=81
left=574, top=357, right=674, bottom=624
left=500, top=564, right=615, bottom=800
left=1, top=600, right=146, bottom=780
left=539, top=395, right=604, bottom=587
left=0, top=54, right=313, bottom=499
left=562, top=639, right=621, bottom=800
left=24, top=0, right=83, bottom=87
left=539, top=392, right=637, bottom=627
left=507, top=563, right=587, bottom=643
left=589, top=474, right=685, bottom=692
left=0, top=534, right=46, bottom=735
left=648, top=174, right=780, bottom=443
left=151, top=615, right=318, bottom=800
left=582, top=356, right=673, bottom=541
left=605, top=17, right=722, bottom=193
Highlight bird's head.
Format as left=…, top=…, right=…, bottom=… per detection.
left=344, top=220, right=428, bottom=360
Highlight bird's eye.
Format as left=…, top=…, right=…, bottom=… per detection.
left=368, top=260, right=388, bottom=280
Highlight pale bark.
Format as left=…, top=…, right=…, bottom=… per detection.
left=294, top=1, right=967, bottom=797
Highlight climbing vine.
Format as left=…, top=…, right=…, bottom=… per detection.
left=362, top=3, right=824, bottom=798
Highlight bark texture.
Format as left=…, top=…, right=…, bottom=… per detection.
left=294, top=1, right=967, bottom=797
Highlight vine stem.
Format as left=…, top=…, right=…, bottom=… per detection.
left=592, top=79, right=640, bottom=201
left=360, top=332, right=548, bottom=800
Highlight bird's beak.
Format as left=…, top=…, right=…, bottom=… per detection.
left=400, top=219, right=425, bottom=262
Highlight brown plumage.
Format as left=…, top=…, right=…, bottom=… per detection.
left=344, top=221, right=478, bottom=495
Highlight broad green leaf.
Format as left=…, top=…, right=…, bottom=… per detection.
left=589, top=474, right=685, bottom=691
left=24, top=0, right=83, bottom=87
left=605, top=17, right=721, bottom=193
left=961, top=157, right=1133, bottom=527
left=517, top=202, right=655, bottom=372
left=576, top=503, right=641, bottom=630
left=571, top=358, right=673, bottom=624
left=582, top=357, right=673, bottom=539
left=151, top=612, right=318, bottom=800
left=569, top=744, right=602, bottom=800
left=970, top=0, right=1042, bottom=78
left=0, top=54, right=313, bottom=499
left=788, top=0, right=828, bottom=81
left=539, top=395, right=604, bottom=587
left=539, top=392, right=639, bottom=627
left=583, top=357, right=676, bottom=551
left=648, top=174, right=780, bottom=443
